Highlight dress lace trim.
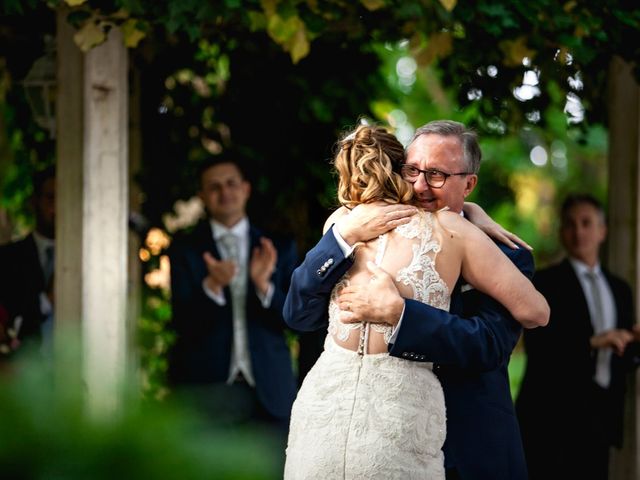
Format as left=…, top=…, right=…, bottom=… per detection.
left=327, top=211, right=450, bottom=350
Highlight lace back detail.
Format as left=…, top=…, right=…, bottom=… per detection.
left=396, top=212, right=450, bottom=311
left=327, top=211, right=450, bottom=351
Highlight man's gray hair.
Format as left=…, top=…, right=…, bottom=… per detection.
left=408, top=120, right=482, bottom=174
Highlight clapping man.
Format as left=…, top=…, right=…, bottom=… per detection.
left=167, top=157, right=298, bottom=433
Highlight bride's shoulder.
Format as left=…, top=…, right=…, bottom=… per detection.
left=322, top=206, right=350, bottom=234
left=433, top=208, right=483, bottom=241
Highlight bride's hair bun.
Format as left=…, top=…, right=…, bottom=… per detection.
left=333, top=124, right=413, bottom=207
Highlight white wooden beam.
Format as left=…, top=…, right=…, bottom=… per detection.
left=81, top=26, right=129, bottom=417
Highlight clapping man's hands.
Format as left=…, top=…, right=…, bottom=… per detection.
left=250, top=237, right=277, bottom=295
left=338, top=262, right=404, bottom=326
left=203, top=252, right=236, bottom=295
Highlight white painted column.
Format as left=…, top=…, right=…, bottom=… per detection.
left=81, top=26, right=129, bottom=417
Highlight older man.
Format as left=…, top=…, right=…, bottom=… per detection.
left=284, top=120, right=543, bottom=479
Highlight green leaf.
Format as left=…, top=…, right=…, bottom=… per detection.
left=360, top=0, right=386, bottom=11
left=121, top=18, right=147, bottom=48
left=73, top=18, right=107, bottom=52
left=438, top=0, right=456, bottom=12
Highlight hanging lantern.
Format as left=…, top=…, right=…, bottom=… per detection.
left=22, top=35, right=56, bottom=139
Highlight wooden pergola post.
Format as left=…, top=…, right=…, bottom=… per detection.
left=55, top=9, right=129, bottom=417
left=607, top=55, right=640, bottom=480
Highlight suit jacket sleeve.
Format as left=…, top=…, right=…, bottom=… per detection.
left=283, top=226, right=354, bottom=332
left=388, top=245, right=532, bottom=371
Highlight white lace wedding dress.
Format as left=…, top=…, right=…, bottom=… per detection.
left=284, top=211, right=450, bottom=480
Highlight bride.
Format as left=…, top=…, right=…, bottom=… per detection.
left=284, top=124, right=548, bottom=479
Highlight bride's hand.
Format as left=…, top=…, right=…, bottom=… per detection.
left=335, top=203, right=417, bottom=246
left=463, top=202, right=532, bottom=251
left=337, top=262, right=404, bottom=326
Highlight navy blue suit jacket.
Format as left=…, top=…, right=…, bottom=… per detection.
left=283, top=226, right=532, bottom=480
left=168, top=220, right=297, bottom=421
left=516, top=259, right=637, bottom=478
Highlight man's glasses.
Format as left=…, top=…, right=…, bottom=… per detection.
left=400, top=164, right=472, bottom=189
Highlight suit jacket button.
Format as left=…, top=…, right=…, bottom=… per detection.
left=316, top=269, right=323, bottom=276
left=419, top=355, right=426, bottom=361
left=402, top=352, right=409, bottom=358
left=327, top=258, right=334, bottom=265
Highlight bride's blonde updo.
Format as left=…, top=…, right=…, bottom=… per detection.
left=333, top=124, right=413, bottom=208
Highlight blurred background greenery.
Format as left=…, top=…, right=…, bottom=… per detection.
left=0, top=345, right=283, bottom=479
left=1, top=0, right=638, bottom=469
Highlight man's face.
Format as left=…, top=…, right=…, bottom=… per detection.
left=34, top=177, right=56, bottom=238
left=405, top=134, right=477, bottom=213
left=199, top=163, right=250, bottom=227
left=560, top=203, right=606, bottom=264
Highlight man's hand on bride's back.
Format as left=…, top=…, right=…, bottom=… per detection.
left=336, top=203, right=417, bottom=246
left=338, top=262, right=404, bottom=326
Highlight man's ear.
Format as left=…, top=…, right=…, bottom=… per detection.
left=463, top=174, right=478, bottom=198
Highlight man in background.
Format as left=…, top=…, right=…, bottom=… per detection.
left=167, top=156, right=297, bottom=433
left=517, top=193, right=640, bottom=480
left=0, top=166, right=56, bottom=368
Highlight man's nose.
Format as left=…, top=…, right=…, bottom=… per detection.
left=413, top=174, right=431, bottom=192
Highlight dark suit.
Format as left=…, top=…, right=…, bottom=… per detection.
left=167, top=220, right=297, bottom=423
left=283, top=227, right=531, bottom=480
left=0, top=233, right=47, bottom=353
left=516, top=259, right=637, bottom=480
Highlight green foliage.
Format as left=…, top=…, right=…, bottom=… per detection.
left=0, top=356, right=281, bottom=479
left=137, top=285, right=175, bottom=401
left=3, top=0, right=632, bottom=129
left=508, top=348, right=526, bottom=400
left=0, top=79, right=55, bottom=237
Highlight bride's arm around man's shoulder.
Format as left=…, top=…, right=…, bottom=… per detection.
left=436, top=210, right=549, bottom=329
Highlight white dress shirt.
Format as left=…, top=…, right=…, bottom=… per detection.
left=32, top=230, right=55, bottom=361
left=569, top=258, right=616, bottom=388
left=200, top=217, right=273, bottom=387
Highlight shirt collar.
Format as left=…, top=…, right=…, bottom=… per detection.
left=210, top=217, right=249, bottom=241
left=32, top=230, right=55, bottom=252
left=569, top=257, right=601, bottom=277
